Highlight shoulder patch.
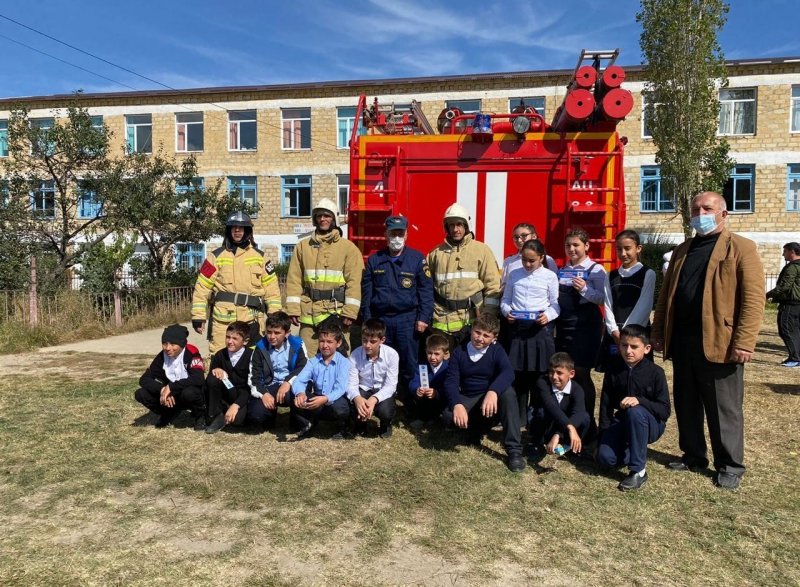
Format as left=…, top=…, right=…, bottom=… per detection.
left=265, top=260, right=275, bottom=275
left=423, top=261, right=431, bottom=278
left=186, top=343, right=200, bottom=356
left=199, top=260, right=216, bottom=278
left=190, top=357, right=204, bottom=370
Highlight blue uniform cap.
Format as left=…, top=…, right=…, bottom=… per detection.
left=385, top=215, right=408, bottom=230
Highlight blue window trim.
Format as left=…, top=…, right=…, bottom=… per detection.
left=723, top=164, right=755, bottom=213
left=280, top=244, right=296, bottom=264
left=175, top=243, right=205, bottom=271
left=639, top=166, right=675, bottom=213
left=280, top=175, right=312, bottom=218
left=787, top=164, right=800, bottom=212
left=78, top=187, right=103, bottom=219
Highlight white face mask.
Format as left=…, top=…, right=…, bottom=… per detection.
left=388, top=236, right=405, bottom=252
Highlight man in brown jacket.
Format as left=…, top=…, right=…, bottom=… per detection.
left=652, top=192, right=764, bottom=490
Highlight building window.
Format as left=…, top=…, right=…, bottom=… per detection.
left=722, top=165, right=755, bottom=212
left=176, top=177, right=204, bottom=210
left=337, top=107, right=366, bottom=149
left=280, top=244, right=296, bottom=264
left=282, top=108, right=311, bottom=150
left=228, top=110, right=257, bottom=151
left=78, top=183, right=103, bottom=219
left=32, top=180, right=56, bottom=219
left=228, top=176, right=258, bottom=215
left=0, top=120, right=7, bottom=157
left=281, top=175, right=312, bottom=217
left=718, top=89, right=755, bottom=135
left=508, top=97, right=545, bottom=117
left=791, top=87, right=800, bottom=133
left=639, top=166, right=675, bottom=213
left=337, top=174, right=350, bottom=217
left=788, top=165, right=800, bottom=211
left=31, top=117, right=55, bottom=156
left=446, top=99, right=481, bottom=113
left=176, top=112, right=204, bottom=152
left=126, top=114, right=152, bottom=153
left=175, top=243, right=205, bottom=271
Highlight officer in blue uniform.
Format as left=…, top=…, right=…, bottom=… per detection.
left=361, top=215, right=434, bottom=398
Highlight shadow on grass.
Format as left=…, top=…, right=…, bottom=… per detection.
left=647, top=447, right=715, bottom=478
left=766, top=383, right=800, bottom=395
left=131, top=412, right=155, bottom=427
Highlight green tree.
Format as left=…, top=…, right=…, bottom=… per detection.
left=2, top=99, right=112, bottom=285
left=76, top=237, right=136, bottom=294
left=638, top=0, right=734, bottom=236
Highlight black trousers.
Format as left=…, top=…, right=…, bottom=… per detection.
left=442, top=387, right=522, bottom=455
left=290, top=395, right=350, bottom=433
left=349, top=388, right=396, bottom=433
left=529, top=409, right=590, bottom=448
left=406, top=393, right=446, bottom=422
left=205, top=376, right=248, bottom=425
left=512, top=370, right=541, bottom=429
left=246, top=382, right=291, bottom=426
left=671, top=335, right=745, bottom=476
left=777, top=303, right=800, bottom=362
left=134, top=385, right=205, bottom=418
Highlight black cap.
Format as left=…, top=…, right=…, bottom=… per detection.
left=162, top=324, right=189, bottom=347
left=385, top=215, right=408, bottom=230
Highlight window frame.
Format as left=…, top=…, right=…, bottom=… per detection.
left=639, top=166, right=675, bottom=213
left=791, top=86, right=800, bottom=133
left=30, top=117, right=56, bottom=156
left=125, top=114, right=153, bottom=154
left=722, top=164, right=755, bottom=213
left=175, top=177, right=205, bottom=211
left=718, top=88, right=756, bottom=136
left=507, top=97, right=545, bottom=117
left=175, top=112, right=204, bottom=153
left=337, top=174, right=350, bottom=217
left=32, top=180, right=56, bottom=219
left=281, top=175, right=312, bottom=218
left=280, top=243, right=296, bottom=264
left=228, top=110, right=257, bottom=152
left=282, top=107, right=312, bottom=150
left=228, top=176, right=258, bottom=216
left=337, top=106, right=363, bottom=149
left=77, top=182, right=103, bottom=219
left=787, top=164, right=800, bottom=211
left=0, top=120, right=9, bottom=158
left=174, top=242, right=206, bottom=271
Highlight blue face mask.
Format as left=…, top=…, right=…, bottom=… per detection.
left=690, top=213, right=718, bottom=236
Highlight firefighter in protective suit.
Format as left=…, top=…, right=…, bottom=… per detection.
left=285, top=198, right=364, bottom=356
left=427, top=203, right=501, bottom=346
left=191, top=211, right=282, bottom=353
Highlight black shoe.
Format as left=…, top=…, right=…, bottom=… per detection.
left=379, top=425, right=393, bottom=439
left=331, top=430, right=347, bottom=441
left=618, top=471, right=648, bottom=491
left=154, top=412, right=177, bottom=428
left=715, top=471, right=741, bottom=490
left=193, top=415, right=207, bottom=432
left=296, top=421, right=313, bottom=439
left=205, top=413, right=225, bottom=435
left=507, top=454, right=526, bottom=473
left=667, top=460, right=705, bottom=472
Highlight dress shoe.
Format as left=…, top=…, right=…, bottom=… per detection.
left=205, top=413, right=225, bottom=434
left=715, top=472, right=741, bottom=490
left=295, top=421, right=313, bottom=439
left=507, top=454, right=526, bottom=473
left=379, top=425, right=393, bottom=439
left=193, top=415, right=207, bottom=432
left=667, top=461, right=704, bottom=472
left=155, top=412, right=177, bottom=428
left=618, top=471, right=648, bottom=491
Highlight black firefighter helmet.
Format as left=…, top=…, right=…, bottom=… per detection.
left=224, top=211, right=254, bottom=248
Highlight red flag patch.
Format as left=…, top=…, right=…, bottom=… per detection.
left=190, top=357, right=204, bottom=370
left=200, top=260, right=216, bottom=278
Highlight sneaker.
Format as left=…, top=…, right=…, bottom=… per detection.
left=154, top=412, right=177, bottom=429
left=507, top=454, right=526, bottom=473
left=618, top=471, right=648, bottom=491
left=715, top=471, right=741, bottom=490
left=295, top=421, right=313, bottom=440
left=780, top=360, right=800, bottom=368
left=205, top=413, right=225, bottom=435
left=379, top=426, right=393, bottom=439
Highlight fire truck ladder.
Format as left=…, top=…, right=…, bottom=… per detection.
left=348, top=148, right=402, bottom=246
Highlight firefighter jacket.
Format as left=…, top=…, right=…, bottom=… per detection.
left=191, top=244, right=282, bottom=325
left=427, top=233, right=501, bottom=333
left=285, top=229, right=364, bottom=326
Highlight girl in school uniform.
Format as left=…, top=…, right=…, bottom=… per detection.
left=598, top=229, right=656, bottom=370
left=555, top=227, right=607, bottom=440
left=501, top=223, right=558, bottom=289
left=500, top=239, right=560, bottom=429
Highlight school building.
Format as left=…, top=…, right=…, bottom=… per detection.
left=1, top=55, right=798, bottom=273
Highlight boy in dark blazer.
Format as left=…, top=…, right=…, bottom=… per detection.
left=407, top=333, right=450, bottom=428
left=205, top=321, right=254, bottom=433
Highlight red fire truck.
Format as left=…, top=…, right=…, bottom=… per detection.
left=347, top=50, right=633, bottom=270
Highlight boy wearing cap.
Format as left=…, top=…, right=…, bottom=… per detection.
left=134, top=324, right=206, bottom=430
left=361, top=215, right=433, bottom=393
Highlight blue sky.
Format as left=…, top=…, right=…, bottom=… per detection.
left=0, top=0, right=797, bottom=98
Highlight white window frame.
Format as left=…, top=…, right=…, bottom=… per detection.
left=337, top=174, right=350, bottom=217
left=718, top=88, right=756, bottom=136
left=0, top=120, right=7, bottom=158
left=282, top=108, right=311, bottom=150
left=228, top=110, right=257, bottom=151
left=791, top=87, right=800, bottom=133
left=32, top=180, right=56, bottom=219
left=125, top=114, right=153, bottom=154
left=176, top=112, right=204, bottom=152
left=337, top=106, right=357, bottom=149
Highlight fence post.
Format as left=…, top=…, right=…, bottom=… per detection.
left=29, top=255, right=38, bottom=327
left=113, top=269, right=123, bottom=327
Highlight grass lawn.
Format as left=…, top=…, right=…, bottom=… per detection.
left=0, top=312, right=798, bottom=586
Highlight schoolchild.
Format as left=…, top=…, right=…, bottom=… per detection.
left=442, top=314, right=524, bottom=472
left=500, top=239, right=560, bottom=427
left=346, top=318, right=399, bottom=438
left=529, top=352, right=589, bottom=457
left=407, top=333, right=450, bottom=429
left=204, top=321, right=254, bottom=433
left=596, top=324, right=671, bottom=491
left=555, top=227, right=607, bottom=438
left=134, top=324, right=206, bottom=430
left=290, top=320, right=352, bottom=439
left=598, top=229, right=656, bottom=370
left=247, top=311, right=308, bottom=430
left=500, top=223, right=558, bottom=288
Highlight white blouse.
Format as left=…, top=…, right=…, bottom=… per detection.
left=500, top=265, right=560, bottom=322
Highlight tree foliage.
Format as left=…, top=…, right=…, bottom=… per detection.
left=638, top=0, right=733, bottom=236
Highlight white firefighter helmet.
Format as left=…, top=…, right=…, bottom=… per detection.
left=312, top=198, right=340, bottom=227
left=442, top=202, right=471, bottom=231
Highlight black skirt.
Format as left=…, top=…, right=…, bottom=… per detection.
left=507, top=320, right=555, bottom=372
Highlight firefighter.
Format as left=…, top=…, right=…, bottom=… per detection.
left=427, top=203, right=501, bottom=347
left=285, top=198, right=364, bottom=356
left=361, top=215, right=434, bottom=394
left=191, top=211, right=282, bottom=354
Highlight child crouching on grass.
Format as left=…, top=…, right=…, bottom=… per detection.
left=443, top=314, right=524, bottom=473
left=134, top=324, right=206, bottom=430
left=597, top=324, right=671, bottom=491
left=204, top=321, right=253, bottom=434
left=407, top=333, right=450, bottom=429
